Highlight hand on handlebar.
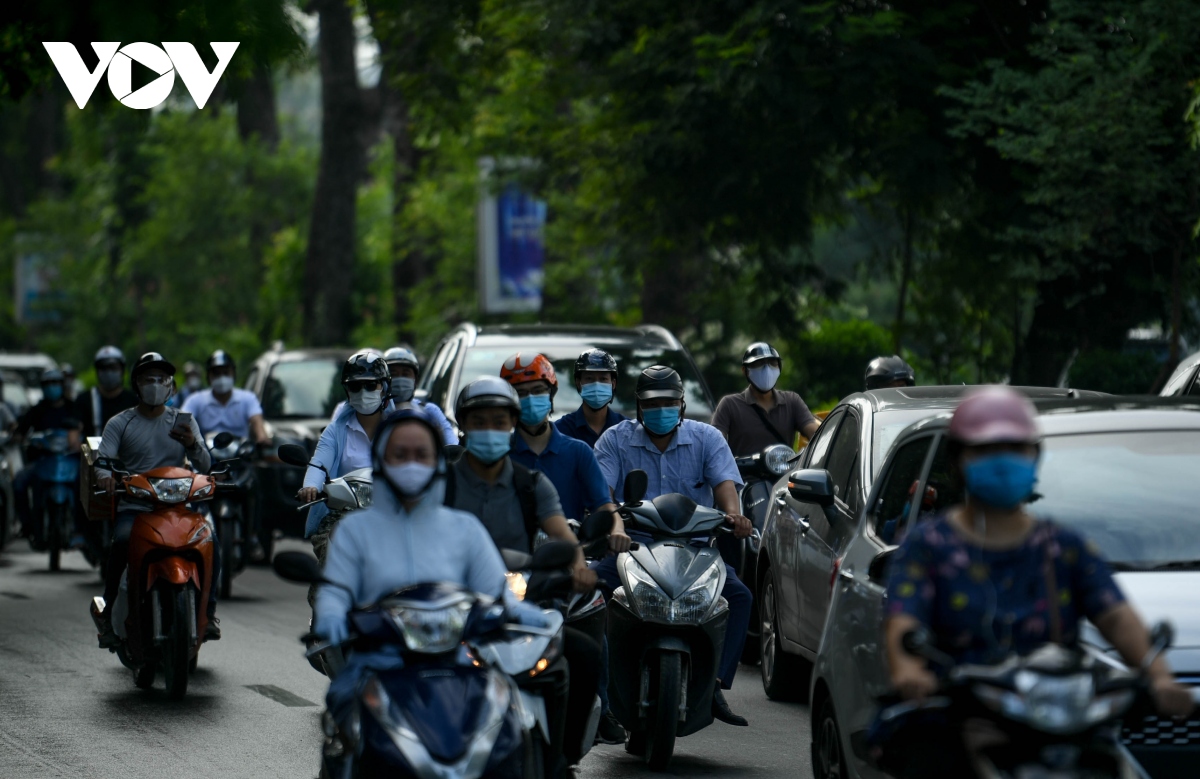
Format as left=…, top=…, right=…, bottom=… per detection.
left=608, top=529, right=632, bottom=554
left=726, top=513, right=753, bottom=539
left=297, top=486, right=321, bottom=504
left=97, top=476, right=116, bottom=495
left=891, top=658, right=938, bottom=701
left=1152, top=673, right=1196, bottom=718
left=572, top=556, right=598, bottom=593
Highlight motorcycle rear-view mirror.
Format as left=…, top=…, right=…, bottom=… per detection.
left=531, top=540, right=578, bottom=571
left=211, top=432, right=235, bottom=450
left=443, top=443, right=465, bottom=464
left=501, top=548, right=533, bottom=571
left=623, top=470, right=648, bottom=505
left=277, top=444, right=310, bottom=468
left=580, top=509, right=615, bottom=543
left=273, top=551, right=323, bottom=584
left=94, top=456, right=128, bottom=474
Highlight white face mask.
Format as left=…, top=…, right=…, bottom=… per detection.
left=390, top=377, right=416, bottom=402
left=348, top=389, right=383, bottom=415
left=211, top=376, right=234, bottom=394
left=139, top=383, right=172, bottom=407
left=384, top=462, right=436, bottom=497
left=747, top=364, right=780, bottom=392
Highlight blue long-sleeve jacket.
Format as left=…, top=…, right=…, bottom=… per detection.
left=303, top=400, right=396, bottom=537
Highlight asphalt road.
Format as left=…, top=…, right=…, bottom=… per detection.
left=0, top=540, right=813, bottom=779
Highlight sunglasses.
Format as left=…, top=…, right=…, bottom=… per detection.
left=345, top=380, right=382, bottom=393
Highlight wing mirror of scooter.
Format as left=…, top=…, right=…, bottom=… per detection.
left=277, top=444, right=311, bottom=469
left=531, top=540, right=578, bottom=571
left=580, top=509, right=615, bottom=543
left=443, top=443, right=465, bottom=464
left=501, top=548, right=533, bottom=571
left=94, top=456, right=129, bottom=475
left=273, top=550, right=323, bottom=584
left=623, top=469, right=648, bottom=506
left=211, top=432, right=235, bottom=451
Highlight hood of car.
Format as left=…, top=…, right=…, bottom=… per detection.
left=1081, top=572, right=1200, bottom=674
left=263, top=417, right=328, bottom=444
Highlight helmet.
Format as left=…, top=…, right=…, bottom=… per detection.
left=206, top=350, right=235, bottom=374
left=60, top=363, right=74, bottom=377
left=574, top=348, right=618, bottom=383
left=865, top=355, right=915, bottom=390
left=742, top=342, right=781, bottom=365
left=374, top=404, right=446, bottom=468
left=40, top=368, right=64, bottom=385
left=383, top=346, right=420, bottom=377
left=500, top=353, right=558, bottom=397
left=455, top=376, right=520, bottom=421
left=636, top=365, right=684, bottom=401
left=94, top=345, right=125, bottom=368
left=948, top=386, right=1040, bottom=447
left=130, top=352, right=176, bottom=385
left=341, top=350, right=389, bottom=386
left=182, top=361, right=202, bottom=377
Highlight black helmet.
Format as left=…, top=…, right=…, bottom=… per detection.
left=455, top=376, right=520, bottom=422
left=130, top=352, right=176, bottom=385
left=206, top=349, right=235, bottom=375
left=94, top=345, right=126, bottom=368
left=635, top=365, right=684, bottom=401
left=61, top=363, right=75, bottom=378
left=40, top=368, right=64, bottom=385
left=341, top=350, right=389, bottom=386
left=383, top=346, right=420, bottom=377
left=865, top=355, right=915, bottom=391
left=742, top=342, right=781, bottom=365
left=574, top=348, right=618, bottom=385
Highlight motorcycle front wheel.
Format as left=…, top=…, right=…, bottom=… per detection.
left=645, top=651, right=682, bottom=771
left=46, top=506, right=62, bottom=572
left=163, top=585, right=195, bottom=700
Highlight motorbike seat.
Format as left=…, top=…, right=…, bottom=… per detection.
left=650, top=493, right=698, bottom=532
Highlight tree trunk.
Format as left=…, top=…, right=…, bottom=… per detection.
left=893, top=208, right=914, bottom=354
left=303, top=0, right=365, bottom=347
left=236, top=66, right=280, bottom=150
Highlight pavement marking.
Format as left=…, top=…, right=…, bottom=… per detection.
left=245, top=684, right=317, bottom=707
left=0, top=591, right=30, bottom=599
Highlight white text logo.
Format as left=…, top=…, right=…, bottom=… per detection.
left=41, top=42, right=240, bottom=110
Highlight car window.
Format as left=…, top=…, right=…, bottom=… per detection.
left=925, top=435, right=965, bottom=516
left=871, top=407, right=948, bottom=477
left=262, top=359, right=343, bottom=419
left=805, top=409, right=843, bottom=470
left=243, top=367, right=259, bottom=393
left=422, top=340, right=451, bottom=393
left=1187, top=373, right=1200, bottom=397
left=871, top=436, right=934, bottom=545
left=428, top=337, right=461, bottom=412
left=1162, top=361, right=1199, bottom=396
left=824, top=412, right=861, bottom=505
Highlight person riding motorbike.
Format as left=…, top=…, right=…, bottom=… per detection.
left=60, top=363, right=77, bottom=402
left=711, top=342, right=819, bottom=456
left=93, top=353, right=213, bottom=647
left=555, top=349, right=628, bottom=448
left=381, top=345, right=456, bottom=445
left=593, top=364, right=755, bottom=726
left=299, top=351, right=394, bottom=577
left=167, top=362, right=204, bottom=408
left=75, top=346, right=138, bottom=439
left=446, top=376, right=603, bottom=770
left=501, top=352, right=630, bottom=746
left=879, top=386, right=1194, bottom=778
left=14, top=368, right=82, bottom=544
left=865, top=354, right=916, bottom=391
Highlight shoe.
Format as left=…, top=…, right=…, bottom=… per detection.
left=204, top=617, right=221, bottom=641
left=712, top=687, right=748, bottom=726
left=97, top=614, right=120, bottom=649
left=595, top=711, right=626, bottom=745
left=248, top=537, right=266, bottom=563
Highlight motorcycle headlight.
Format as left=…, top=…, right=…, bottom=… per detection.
left=385, top=599, right=472, bottom=654
left=348, top=479, right=372, bottom=508
left=975, top=672, right=1103, bottom=735
left=763, top=444, right=794, bottom=476
left=623, top=557, right=721, bottom=623
left=506, top=571, right=529, bottom=601
left=149, top=477, right=193, bottom=503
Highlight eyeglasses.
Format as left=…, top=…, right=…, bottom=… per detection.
left=345, top=380, right=382, bottom=393
left=136, top=375, right=172, bottom=386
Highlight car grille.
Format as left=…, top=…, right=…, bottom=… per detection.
left=1123, top=714, right=1200, bottom=747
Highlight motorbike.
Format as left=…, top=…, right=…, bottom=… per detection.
left=278, top=443, right=372, bottom=518
left=606, top=469, right=734, bottom=770
left=272, top=551, right=541, bottom=779
left=874, top=624, right=1182, bottom=779
left=204, top=433, right=257, bottom=599
left=87, top=433, right=234, bottom=700
left=0, top=430, right=15, bottom=550
left=26, top=428, right=80, bottom=571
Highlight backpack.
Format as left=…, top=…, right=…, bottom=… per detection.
left=444, top=459, right=543, bottom=552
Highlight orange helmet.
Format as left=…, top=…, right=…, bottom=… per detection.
left=501, top=353, right=558, bottom=397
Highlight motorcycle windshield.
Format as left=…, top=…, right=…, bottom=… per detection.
left=377, top=666, right=493, bottom=762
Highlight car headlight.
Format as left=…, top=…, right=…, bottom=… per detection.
left=149, top=477, right=193, bottom=503
left=348, top=479, right=372, bottom=508
left=385, top=599, right=472, bottom=653
left=623, top=557, right=721, bottom=623
left=506, top=571, right=529, bottom=601
left=763, top=444, right=794, bottom=476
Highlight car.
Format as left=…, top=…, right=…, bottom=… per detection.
left=809, top=396, right=1200, bottom=779
left=242, top=344, right=353, bottom=553
left=0, top=353, right=57, bottom=403
left=1160, top=350, right=1200, bottom=397
left=417, top=323, right=716, bottom=427
left=755, top=385, right=1103, bottom=700
left=1, top=370, right=32, bottom=417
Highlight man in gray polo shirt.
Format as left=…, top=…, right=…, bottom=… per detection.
left=712, top=341, right=819, bottom=456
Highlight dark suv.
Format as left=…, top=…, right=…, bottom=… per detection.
left=243, top=344, right=353, bottom=552
left=418, top=323, right=716, bottom=426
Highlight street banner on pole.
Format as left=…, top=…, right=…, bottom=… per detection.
left=478, top=157, right=545, bottom=314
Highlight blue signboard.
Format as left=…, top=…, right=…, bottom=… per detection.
left=478, top=159, right=545, bottom=313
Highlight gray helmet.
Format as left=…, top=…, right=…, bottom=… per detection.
left=635, top=365, right=684, bottom=401
left=383, top=346, right=420, bottom=378
left=455, top=376, right=520, bottom=421
left=865, top=355, right=915, bottom=391
left=742, top=342, right=781, bottom=365
left=40, top=368, right=64, bottom=385
left=94, top=345, right=125, bottom=369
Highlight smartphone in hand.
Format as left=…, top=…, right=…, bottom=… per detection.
left=171, top=410, right=193, bottom=437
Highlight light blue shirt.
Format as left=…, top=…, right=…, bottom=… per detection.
left=594, top=418, right=742, bottom=508
left=331, top=398, right=458, bottom=446
left=181, top=388, right=263, bottom=438
left=304, top=400, right=396, bottom=536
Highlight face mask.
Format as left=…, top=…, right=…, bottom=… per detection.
left=641, top=406, right=681, bottom=436
left=211, top=376, right=234, bottom=394
left=580, top=382, right=613, bottom=410
left=139, top=383, right=171, bottom=407
left=748, top=365, right=780, bottom=392
left=384, top=462, right=436, bottom=498
left=97, top=369, right=122, bottom=391
left=390, top=377, right=415, bottom=402
left=466, top=429, right=511, bottom=464
left=43, top=384, right=63, bottom=401
left=185, top=376, right=202, bottom=392
left=348, top=389, right=383, bottom=415
left=963, top=453, right=1038, bottom=509
left=519, top=394, right=552, bottom=427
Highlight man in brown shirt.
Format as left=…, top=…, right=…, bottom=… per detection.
left=711, top=342, right=819, bottom=456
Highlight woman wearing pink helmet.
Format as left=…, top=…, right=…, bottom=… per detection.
left=880, top=386, right=1193, bottom=777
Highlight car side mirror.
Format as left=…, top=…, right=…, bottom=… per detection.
left=787, top=469, right=835, bottom=507
left=277, top=444, right=310, bottom=468
left=273, top=551, right=323, bottom=584
left=623, top=469, right=648, bottom=505
left=868, top=547, right=895, bottom=584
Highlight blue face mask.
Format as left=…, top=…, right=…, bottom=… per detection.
left=641, top=406, right=680, bottom=436
left=466, top=429, right=512, bottom=464
left=963, top=453, right=1038, bottom=509
left=519, top=394, right=552, bottom=427
left=580, top=382, right=613, bottom=410
left=43, top=384, right=63, bottom=401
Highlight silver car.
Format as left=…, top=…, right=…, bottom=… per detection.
left=809, top=397, right=1200, bottom=779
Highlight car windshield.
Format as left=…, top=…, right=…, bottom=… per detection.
left=262, top=359, right=344, bottom=419
left=1030, top=430, right=1200, bottom=567
left=872, top=408, right=948, bottom=475
left=458, top=343, right=713, bottom=419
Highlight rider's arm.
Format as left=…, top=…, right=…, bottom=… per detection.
left=592, top=425, right=624, bottom=501
left=248, top=414, right=269, bottom=445
left=184, top=417, right=211, bottom=473
left=710, top=396, right=732, bottom=438
left=421, top=402, right=458, bottom=446
left=303, top=426, right=338, bottom=490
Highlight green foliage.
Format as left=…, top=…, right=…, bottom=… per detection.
left=1068, top=348, right=1162, bottom=395
left=789, top=319, right=894, bottom=408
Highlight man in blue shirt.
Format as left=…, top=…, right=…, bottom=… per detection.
left=555, top=348, right=627, bottom=448
left=382, top=346, right=457, bottom=445
left=594, top=364, right=754, bottom=727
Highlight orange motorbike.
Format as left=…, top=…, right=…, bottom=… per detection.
left=88, top=442, right=232, bottom=699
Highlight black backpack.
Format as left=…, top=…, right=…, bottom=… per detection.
left=444, top=460, right=542, bottom=552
